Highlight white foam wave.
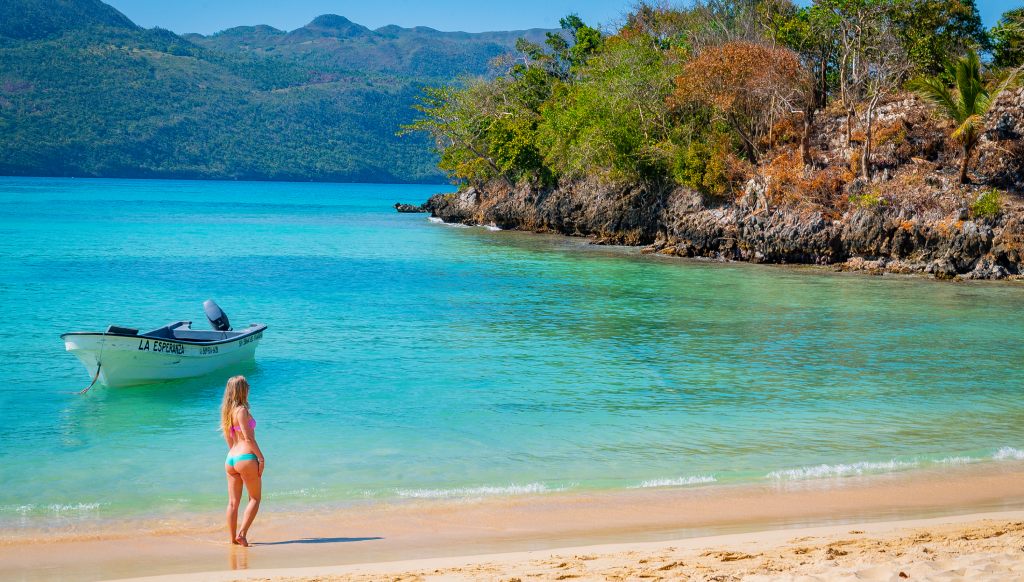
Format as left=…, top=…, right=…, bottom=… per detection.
left=394, top=482, right=562, bottom=499
left=49, top=503, right=101, bottom=512
left=1, top=503, right=102, bottom=515
left=483, top=224, right=502, bottom=231
left=0, top=504, right=35, bottom=516
left=767, top=460, right=919, bottom=481
left=267, top=488, right=326, bottom=499
left=426, top=216, right=470, bottom=228
left=993, top=447, right=1024, bottom=461
left=629, top=475, right=717, bottom=489
left=934, top=456, right=979, bottom=465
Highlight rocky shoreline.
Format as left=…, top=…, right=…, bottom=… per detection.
left=417, top=182, right=1024, bottom=280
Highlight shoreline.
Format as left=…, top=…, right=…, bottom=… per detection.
left=6, top=452, right=1024, bottom=544
left=4, top=462, right=1023, bottom=581
left=421, top=179, right=1024, bottom=281
left=109, top=510, right=1024, bottom=581
left=427, top=214, right=1024, bottom=285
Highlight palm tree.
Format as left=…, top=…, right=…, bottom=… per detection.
left=910, top=51, right=993, bottom=184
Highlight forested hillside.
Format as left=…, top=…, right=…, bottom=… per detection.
left=0, top=0, right=550, bottom=182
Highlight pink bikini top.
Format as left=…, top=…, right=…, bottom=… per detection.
left=230, top=417, right=256, bottom=433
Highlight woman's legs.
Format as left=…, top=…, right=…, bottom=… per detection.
left=225, top=468, right=243, bottom=543
left=234, top=460, right=262, bottom=546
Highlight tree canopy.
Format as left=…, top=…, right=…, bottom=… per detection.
left=406, top=0, right=1022, bottom=209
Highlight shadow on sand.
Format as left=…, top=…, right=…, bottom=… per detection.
left=251, top=536, right=383, bottom=546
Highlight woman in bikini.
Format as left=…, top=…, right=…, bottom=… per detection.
left=221, top=375, right=264, bottom=546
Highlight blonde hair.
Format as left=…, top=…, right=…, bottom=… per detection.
left=220, top=375, right=250, bottom=438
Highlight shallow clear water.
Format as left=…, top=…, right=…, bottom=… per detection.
left=1, top=177, right=1023, bottom=529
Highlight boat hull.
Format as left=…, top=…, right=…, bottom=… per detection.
left=62, top=326, right=266, bottom=387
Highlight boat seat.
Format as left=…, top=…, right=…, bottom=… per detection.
left=142, top=321, right=189, bottom=339
left=171, top=332, right=217, bottom=342
left=106, top=325, right=139, bottom=335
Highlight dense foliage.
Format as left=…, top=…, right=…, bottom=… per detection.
left=0, top=0, right=551, bottom=182
left=407, top=0, right=1021, bottom=205
left=991, top=8, right=1024, bottom=68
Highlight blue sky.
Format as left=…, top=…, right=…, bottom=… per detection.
left=105, top=0, right=1019, bottom=35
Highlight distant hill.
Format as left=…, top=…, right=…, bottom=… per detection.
left=186, top=16, right=549, bottom=82
left=0, top=0, right=552, bottom=183
left=0, top=0, right=137, bottom=40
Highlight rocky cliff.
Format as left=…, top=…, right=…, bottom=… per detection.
left=424, top=181, right=1024, bottom=280
left=422, top=89, right=1024, bottom=281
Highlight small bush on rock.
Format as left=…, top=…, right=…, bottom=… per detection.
left=673, top=130, right=735, bottom=197
left=762, top=151, right=852, bottom=211
left=850, top=187, right=887, bottom=209
left=970, top=189, right=1003, bottom=219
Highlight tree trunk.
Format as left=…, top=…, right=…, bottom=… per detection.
left=743, top=138, right=758, bottom=164
left=861, top=95, right=880, bottom=181
left=861, top=126, right=871, bottom=181
left=800, top=108, right=815, bottom=167
left=818, top=56, right=829, bottom=109
left=728, top=114, right=758, bottom=164
left=463, top=140, right=513, bottom=187
left=846, top=108, right=855, bottom=147
left=840, top=50, right=853, bottom=147
left=960, top=143, right=971, bottom=184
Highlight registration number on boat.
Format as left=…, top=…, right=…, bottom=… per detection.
left=238, top=331, right=263, bottom=346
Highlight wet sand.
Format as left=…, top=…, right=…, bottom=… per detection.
left=3, top=463, right=1024, bottom=581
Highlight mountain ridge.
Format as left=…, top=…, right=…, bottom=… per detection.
left=185, top=15, right=552, bottom=81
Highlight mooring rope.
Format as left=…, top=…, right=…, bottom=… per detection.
left=77, top=329, right=108, bottom=395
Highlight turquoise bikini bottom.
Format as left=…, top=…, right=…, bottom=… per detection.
left=225, top=453, right=258, bottom=467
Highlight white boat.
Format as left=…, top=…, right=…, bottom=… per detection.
left=61, top=300, right=267, bottom=387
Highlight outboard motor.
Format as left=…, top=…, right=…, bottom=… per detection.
left=203, top=299, right=231, bottom=331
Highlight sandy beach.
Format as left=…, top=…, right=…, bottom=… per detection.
left=114, top=511, right=1024, bottom=582
left=4, top=462, right=1024, bottom=581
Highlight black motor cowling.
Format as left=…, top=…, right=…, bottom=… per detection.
left=203, top=299, right=231, bottom=331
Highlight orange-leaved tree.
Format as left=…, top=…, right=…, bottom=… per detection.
left=670, top=41, right=809, bottom=164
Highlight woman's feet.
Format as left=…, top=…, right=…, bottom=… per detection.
left=235, top=533, right=249, bottom=547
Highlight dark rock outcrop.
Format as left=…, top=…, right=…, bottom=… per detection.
left=424, top=180, right=1024, bottom=280
left=394, top=202, right=428, bottom=213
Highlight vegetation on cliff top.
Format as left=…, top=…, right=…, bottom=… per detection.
left=406, top=0, right=1023, bottom=216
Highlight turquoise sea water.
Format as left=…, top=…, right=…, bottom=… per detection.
left=1, top=177, right=1023, bottom=531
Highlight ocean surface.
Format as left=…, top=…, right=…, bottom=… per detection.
left=1, top=177, right=1023, bottom=532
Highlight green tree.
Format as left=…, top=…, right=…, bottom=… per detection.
left=620, top=1, right=699, bottom=50
left=991, top=8, right=1024, bottom=68
left=401, top=83, right=510, bottom=184
left=890, top=0, right=988, bottom=77
left=537, top=36, right=678, bottom=182
left=910, top=51, right=994, bottom=183
left=820, top=0, right=891, bottom=148
left=541, top=14, right=604, bottom=79
left=765, top=1, right=841, bottom=165
left=488, top=114, right=550, bottom=184
left=403, top=28, right=570, bottom=187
